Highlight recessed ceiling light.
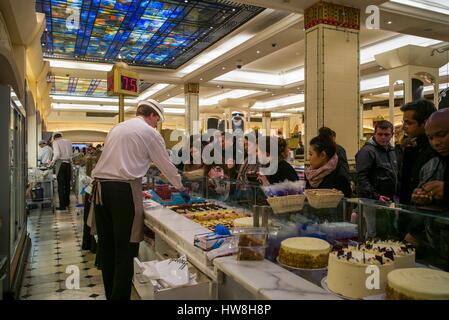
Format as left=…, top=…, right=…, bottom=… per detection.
left=222, top=67, right=226, bottom=70
left=256, top=50, right=260, bottom=54
left=217, top=85, right=220, bottom=88
left=200, top=78, right=203, bottom=81
left=387, top=21, right=392, bottom=24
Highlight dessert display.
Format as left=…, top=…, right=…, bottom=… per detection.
left=386, top=268, right=449, bottom=300
left=233, top=227, right=268, bottom=261
left=168, top=203, right=226, bottom=214
left=237, top=247, right=265, bottom=261
left=362, top=240, right=416, bottom=269
left=278, top=237, right=331, bottom=269
left=233, top=216, right=272, bottom=228
left=327, top=246, right=395, bottom=299
left=168, top=203, right=245, bottom=230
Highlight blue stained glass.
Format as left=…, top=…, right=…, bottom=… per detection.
left=36, top=0, right=263, bottom=68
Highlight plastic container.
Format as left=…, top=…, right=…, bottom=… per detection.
left=236, top=246, right=266, bottom=261
left=232, top=227, right=268, bottom=247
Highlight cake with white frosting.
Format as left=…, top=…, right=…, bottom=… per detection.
left=363, top=240, right=415, bottom=269
left=387, top=268, right=449, bottom=300
left=278, top=237, right=331, bottom=269
left=327, top=247, right=395, bottom=299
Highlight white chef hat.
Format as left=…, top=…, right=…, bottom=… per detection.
left=137, top=99, right=165, bottom=121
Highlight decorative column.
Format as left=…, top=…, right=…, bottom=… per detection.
left=262, top=111, right=271, bottom=136
left=304, top=1, right=360, bottom=160
left=223, top=108, right=231, bottom=132
left=283, top=117, right=291, bottom=139
left=184, top=83, right=200, bottom=135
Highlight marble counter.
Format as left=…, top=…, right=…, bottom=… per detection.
left=213, top=257, right=339, bottom=300
left=143, top=205, right=339, bottom=300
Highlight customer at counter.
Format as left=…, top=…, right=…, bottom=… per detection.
left=258, top=136, right=299, bottom=185
left=318, top=126, right=350, bottom=179
left=412, top=108, right=449, bottom=207
left=305, top=135, right=351, bottom=197
left=90, top=100, right=188, bottom=300
left=356, top=120, right=398, bottom=238
left=397, top=99, right=437, bottom=241
left=411, top=108, right=449, bottom=270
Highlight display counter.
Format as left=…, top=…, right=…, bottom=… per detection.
left=142, top=204, right=338, bottom=300
left=140, top=174, right=449, bottom=300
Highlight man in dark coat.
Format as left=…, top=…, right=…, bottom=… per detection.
left=398, top=99, right=437, bottom=239
left=356, top=120, right=398, bottom=238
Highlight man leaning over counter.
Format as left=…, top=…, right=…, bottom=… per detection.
left=90, top=100, right=189, bottom=300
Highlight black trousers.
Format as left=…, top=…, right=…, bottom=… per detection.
left=57, top=162, right=72, bottom=208
left=81, top=195, right=97, bottom=253
left=94, top=181, right=139, bottom=300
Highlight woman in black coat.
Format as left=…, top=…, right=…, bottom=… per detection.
left=305, top=135, right=352, bottom=198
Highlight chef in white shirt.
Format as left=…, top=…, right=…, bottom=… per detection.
left=50, top=132, right=73, bottom=211
left=90, top=99, right=189, bottom=300
left=38, top=140, right=53, bottom=166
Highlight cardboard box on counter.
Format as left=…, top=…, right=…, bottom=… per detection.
left=194, top=232, right=233, bottom=251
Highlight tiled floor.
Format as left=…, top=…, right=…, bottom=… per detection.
left=20, top=200, right=140, bottom=300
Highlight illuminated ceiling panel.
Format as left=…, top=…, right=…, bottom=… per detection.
left=36, top=0, right=264, bottom=69
left=50, top=76, right=152, bottom=97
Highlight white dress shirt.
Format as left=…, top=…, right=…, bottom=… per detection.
left=38, top=145, right=53, bottom=165
left=52, top=138, right=73, bottom=162
left=92, top=116, right=183, bottom=189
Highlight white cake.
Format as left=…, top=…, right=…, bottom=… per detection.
left=363, top=240, right=415, bottom=269
left=387, top=268, right=449, bottom=300
left=327, top=248, right=395, bottom=299
left=278, top=237, right=331, bottom=269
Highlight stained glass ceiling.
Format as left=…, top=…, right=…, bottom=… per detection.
left=49, top=76, right=152, bottom=97
left=36, top=0, right=264, bottom=69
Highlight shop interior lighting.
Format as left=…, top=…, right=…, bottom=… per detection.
left=390, top=0, right=449, bottom=16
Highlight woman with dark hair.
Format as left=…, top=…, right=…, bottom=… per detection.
left=258, top=136, right=299, bottom=185
left=305, top=135, right=352, bottom=197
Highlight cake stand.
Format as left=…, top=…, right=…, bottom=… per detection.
left=276, top=257, right=327, bottom=271
left=320, top=277, right=386, bottom=300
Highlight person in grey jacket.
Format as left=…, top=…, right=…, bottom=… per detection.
left=356, top=120, right=398, bottom=238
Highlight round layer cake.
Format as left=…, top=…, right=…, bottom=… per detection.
left=233, top=217, right=271, bottom=228
left=387, top=268, right=449, bottom=300
left=365, top=240, right=415, bottom=269
left=327, top=248, right=395, bottom=299
left=278, top=237, right=330, bottom=269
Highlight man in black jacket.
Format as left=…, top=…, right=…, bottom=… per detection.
left=356, top=120, right=398, bottom=238
left=398, top=99, right=437, bottom=239
left=400, top=99, right=437, bottom=204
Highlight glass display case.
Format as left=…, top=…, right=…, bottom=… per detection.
left=144, top=169, right=449, bottom=273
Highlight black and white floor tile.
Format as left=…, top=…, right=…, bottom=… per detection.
left=20, top=198, right=139, bottom=300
